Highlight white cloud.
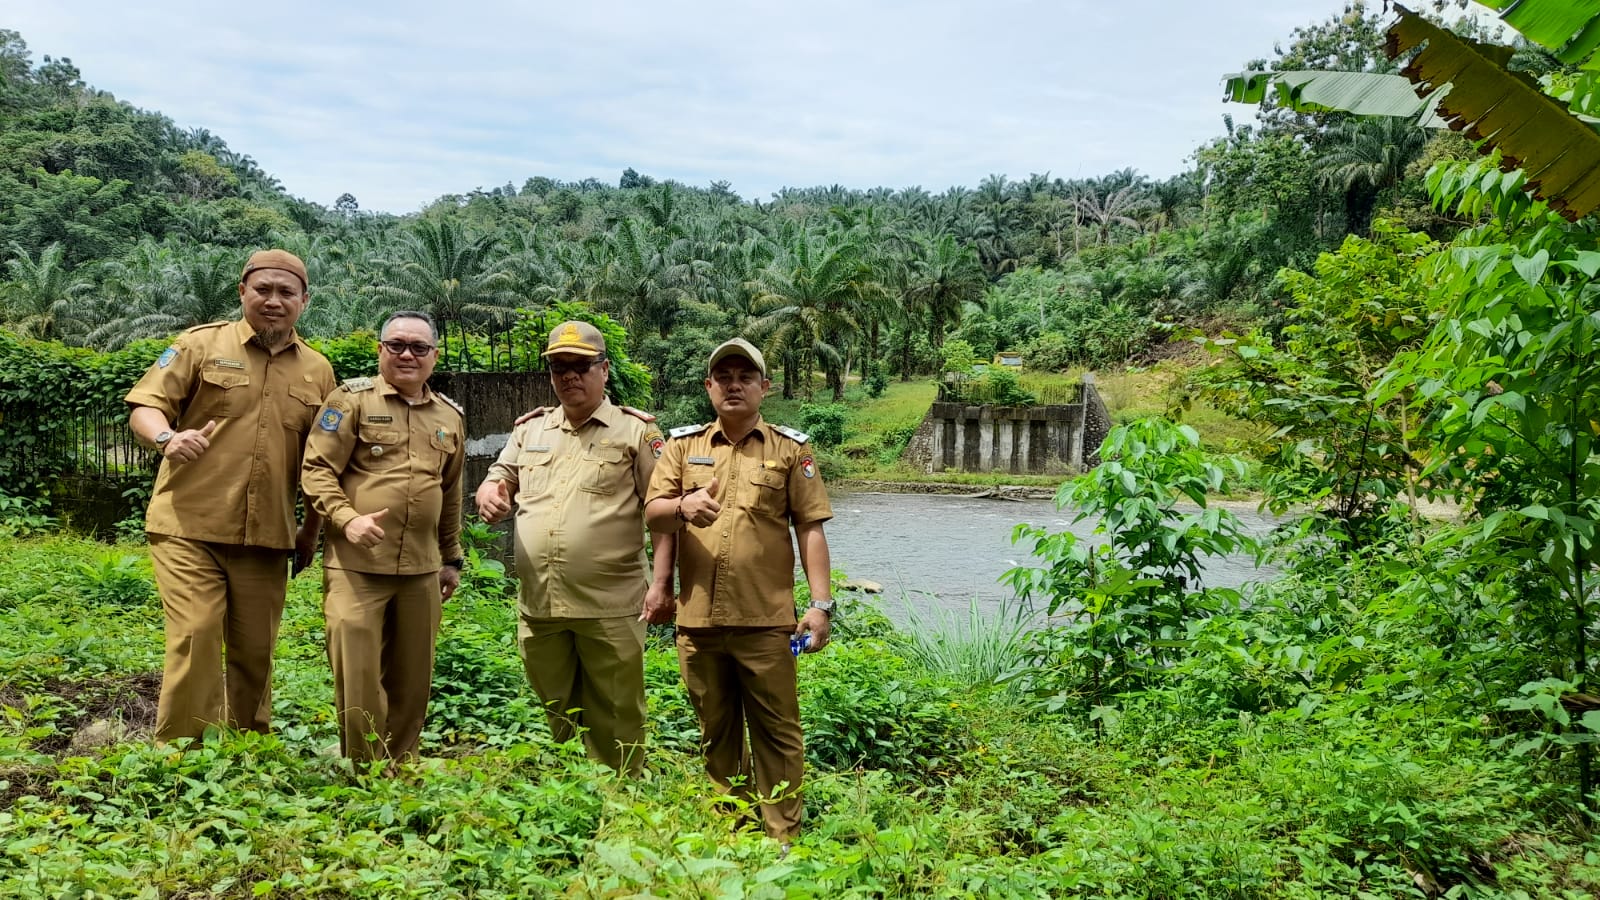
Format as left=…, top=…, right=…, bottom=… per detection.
left=11, top=0, right=1377, bottom=212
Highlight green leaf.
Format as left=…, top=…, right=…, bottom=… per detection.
left=1514, top=249, right=1552, bottom=286
left=1389, top=8, right=1600, bottom=221
left=1221, top=70, right=1449, bottom=125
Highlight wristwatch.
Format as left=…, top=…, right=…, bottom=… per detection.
left=154, top=430, right=174, bottom=450
left=809, top=598, right=835, bottom=617
left=442, top=558, right=465, bottom=570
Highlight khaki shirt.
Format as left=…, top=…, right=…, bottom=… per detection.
left=646, top=417, right=832, bottom=628
left=125, top=319, right=336, bottom=550
left=300, top=376, right=465, bottom=575
left=485, top=400, right=664, bottom=618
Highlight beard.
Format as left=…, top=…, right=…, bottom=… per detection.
left=255, top=324, right=291, bottom=348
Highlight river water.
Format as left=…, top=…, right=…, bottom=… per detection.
left=823, top=491, right=1280, bottom=619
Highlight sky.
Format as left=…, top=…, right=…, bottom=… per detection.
left=11, top=0, right=1404, bottom=214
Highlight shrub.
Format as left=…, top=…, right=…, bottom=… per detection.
left=799, top=639, right=965, bottom=774
left=797, top=403, right=848, bottom=448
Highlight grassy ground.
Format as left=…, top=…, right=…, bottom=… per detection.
left=3, top=533, right=1599, bottom=897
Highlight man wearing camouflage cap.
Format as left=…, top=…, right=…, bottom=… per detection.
left=476, top=320, right=673, bottom=774
left=126, top=249, right=337, bottom=743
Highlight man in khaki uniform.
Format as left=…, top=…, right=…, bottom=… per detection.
left=300, top=311, right=465, bottom=762
left=644, top=338, right=835, bottom=847
left=126, top=249, right=337, bottom=743
left=476, top=320, right=673, bottom=774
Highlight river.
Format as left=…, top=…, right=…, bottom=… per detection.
left=823, top=490, right=1279, bottom=619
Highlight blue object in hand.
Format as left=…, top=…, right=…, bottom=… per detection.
left=790, top=634, right=812, bottom=657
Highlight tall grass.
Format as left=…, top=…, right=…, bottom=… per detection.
left=896, top=595, right=1032, bottom=689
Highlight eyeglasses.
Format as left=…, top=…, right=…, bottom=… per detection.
left=380, top=340, right=436, bottom=357
left=549, top=358, right=605, bottom=376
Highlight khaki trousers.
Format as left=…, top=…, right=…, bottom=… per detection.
left=677, top=626, right=805, bottom=841
left=324, top=568, right=442, bottom=762
left=148, top=535, right=289, bottom=742
left=518, top=614, right=647, bottom=774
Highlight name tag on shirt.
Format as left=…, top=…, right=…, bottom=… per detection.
left=365, top=415, right=394, bottom=424
left=528, top=445, right=552, bottom=453
left=688, top=456, right=715, bottom=465
left=212, top=358, right=246, bottom=369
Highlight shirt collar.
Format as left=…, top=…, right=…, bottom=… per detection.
left=710, top=416, right=767, bottom=446
left=554, top=398, right=616, bottom=433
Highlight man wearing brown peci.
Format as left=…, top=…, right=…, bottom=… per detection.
left=126, top=249, right=337, bottom=743
left=476, top=320, right=674, bottom=774
left=300, top=311, right=465, bottom=762
left=643, top=338, right=835, bottom=848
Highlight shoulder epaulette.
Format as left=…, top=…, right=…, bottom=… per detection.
left=620, top=405, right=657, bottom=423
left=341, top=376, right=375, bottom=392
left=670, top=423, right=709, bottom=439
left=435, top=391, right=464, bottom=416
left=185, top=321, right=229, bottom=334
left=772, top=424, right=810, bottom=444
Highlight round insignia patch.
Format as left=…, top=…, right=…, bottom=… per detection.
left=371, top=445, right=384, bottom=457
left=800, top=455, right=815, bottom=479
left=649, top=436, right=665, bottom=459
left=157, top=347, right=178, bottom=369
left=318, top=408, right=344, bottom=432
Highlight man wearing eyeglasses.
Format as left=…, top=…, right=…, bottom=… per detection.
left=475, top=320, right=671, bottom=775
left=643, top=338, right=834, bottom=850
left=300, top=311, right=465, bottom=762
left=126, top=249, right=337, bottom=744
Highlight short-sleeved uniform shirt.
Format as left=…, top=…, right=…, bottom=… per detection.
left=646, top=417, right=832, bottom=628
left=300, top=376, right=466, bottom=576
left=125, top=319, right=336, bottom=550
left=485, top=400, right=665, bottom=619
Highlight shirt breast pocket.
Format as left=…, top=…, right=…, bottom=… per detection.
left=581, top=446, right=629, bottom=495
left=518, top=449, right=553, bottom=496
left=195, top=368, right=251, bottom=418
left=748, top=468, right=788, bottom=517
left=358, top=425, right=404, bottom=470
left=285, top=385, right=323, bottom=433
left=430, top=429, right=459, bottom=472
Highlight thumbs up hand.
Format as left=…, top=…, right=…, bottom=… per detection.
left=164, top=419, right=217, bottom=464
left=475, top=478, right=513, bottom=523
left=679, top=475, right=723, bottom=527
left=345, top=507, right=389, bottom=548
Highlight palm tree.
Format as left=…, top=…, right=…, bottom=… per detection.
left=904, top=234, right=986, bottom=356
left=1315, top=115, right=1429, bottom=232
left=371, top=218, right=515, bottom=367
left=748, top=230, right=871, bottom=400
left=1, top=242, right=91, bottom=341
left=1076, top=176, right=1151, bottom=246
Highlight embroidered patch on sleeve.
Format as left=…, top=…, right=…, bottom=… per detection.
left=319, top=408, right=344, bottom=432
left=800, top=455, right=816, bottom=479
left=156, top=347, right=177, bottom=368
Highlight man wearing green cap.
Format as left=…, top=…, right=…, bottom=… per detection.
left=644, top=337, right=835, bottom=847
left=475, top=320, right=672, bottom=774
left=126, top=248, right=337, bottom=743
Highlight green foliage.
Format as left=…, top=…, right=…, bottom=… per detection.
left=798, top=639, right=964, bottom=774
left=308, top=331, right=379, bottom=381
left=1190, top=220, right=1438, bottom=538
left=1006, top=418, right=1254, bottom=710
left=938, top=338, right=977, bottom=373
left=796, top=403, right=848, bottom=448
left=981, top=368, right=1035, bottom=406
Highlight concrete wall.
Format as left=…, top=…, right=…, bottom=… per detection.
left=909, top=374, right=1109, bottom=475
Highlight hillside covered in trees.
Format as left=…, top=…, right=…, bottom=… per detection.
left=0, top=4, right=1499, bottom=414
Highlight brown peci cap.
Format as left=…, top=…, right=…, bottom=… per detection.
left=707, top=338, right=767, bottom=377
left=241, top=249, right=308, bottom=289
left=543, top=320, right=607, bottom=357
